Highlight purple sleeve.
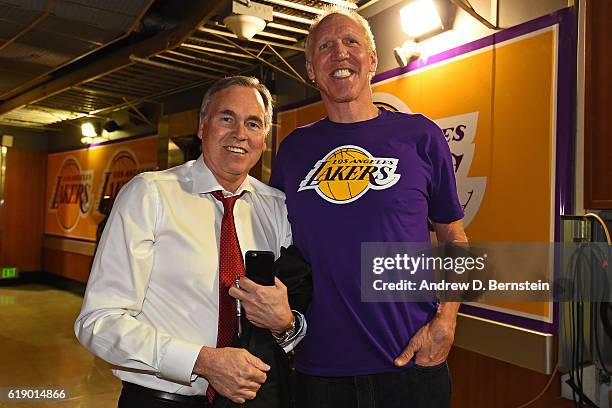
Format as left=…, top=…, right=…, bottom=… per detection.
left=269, top=144, right=285, bottom=192
left=427, top=123, right=464, bottom=224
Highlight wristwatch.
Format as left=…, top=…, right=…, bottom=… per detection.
left=272, top=315, right=297, bottom=344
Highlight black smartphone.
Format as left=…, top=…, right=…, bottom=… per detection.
left=245, top=250, right=275, bottom=286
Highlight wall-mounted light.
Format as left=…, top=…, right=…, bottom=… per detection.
left=393, top=40, right=422, bottom=67
left=394, top=0, right=454, bottom=68
left=81, top=121, right=114, bottom=145
left=81, top=121, right=113, bottom=145
left=81, top=122, right=98, bottom=137
left=81, top=136, right=108, bottom=145
left=1, top=134, right=13, bottom=148
left=400, top=0, right=443, bottom=39
left=102, top=120, right=121, bottom=133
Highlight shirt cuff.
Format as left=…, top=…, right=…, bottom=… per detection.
left=281, top=310, right=307, bottom=353
left=157, top=338, right=202, bottom=384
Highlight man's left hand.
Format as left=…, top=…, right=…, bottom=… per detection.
left=394, top=221, right=466, bottom=368
left=394, top=310, right=457, bottom=367
left=229, top=277, right=293, bottom=335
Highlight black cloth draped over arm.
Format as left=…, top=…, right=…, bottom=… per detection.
left=216, top=245, right=312, bottom=408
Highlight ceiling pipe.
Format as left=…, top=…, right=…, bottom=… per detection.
left=199, top=27, right=305, bottom=52
left=272, top=11, right=314, bottom=25
left=129, top=55, right=221, bottom=79
left=261, top=0, right=324, bottom=15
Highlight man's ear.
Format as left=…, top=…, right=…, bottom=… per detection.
left=369, top=50, right=378, bottom=74
left=197, top=118, right=206, bottom=140
left=306, top=59, right=315, bottom=83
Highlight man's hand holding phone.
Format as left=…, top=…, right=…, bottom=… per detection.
left=229, top=251, right=294, bottom=334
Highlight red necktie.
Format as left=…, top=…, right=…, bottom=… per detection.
left=207, top=191, right=245, bottom=402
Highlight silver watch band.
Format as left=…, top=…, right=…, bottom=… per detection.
left=273, top=310, right=303, bottom=347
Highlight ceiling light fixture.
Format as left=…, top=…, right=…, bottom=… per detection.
left=223, top=14, right=267, bottom=40
left=224, top=0, right=273, bottom=40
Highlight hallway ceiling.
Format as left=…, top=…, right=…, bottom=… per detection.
left=0, top=0, right=369, bottom=130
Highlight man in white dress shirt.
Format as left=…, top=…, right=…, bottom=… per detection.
left=75, top=76, right=304, bottom=408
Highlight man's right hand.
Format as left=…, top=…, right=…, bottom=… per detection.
left=193, top=346, right=270, bottom=404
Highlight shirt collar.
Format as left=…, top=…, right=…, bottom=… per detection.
left=191, top=155, right=252, bottom=197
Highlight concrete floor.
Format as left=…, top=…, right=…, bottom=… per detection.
left=0, top=284, right=121, bottom=407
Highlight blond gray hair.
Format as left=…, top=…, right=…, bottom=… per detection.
left=304, top=6, right=376, bottom=62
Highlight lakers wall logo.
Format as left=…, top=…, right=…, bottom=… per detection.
left=49, top=157, right=93, bottom=231
left=433, top=112, right=486, bottom=228
left=298, top=145, right=401, bottom=204
left=373, top=91, right=487, bottom=228
left=96, top=150, right=139, bottom=212
left=373, top=92, right=412, bottom=113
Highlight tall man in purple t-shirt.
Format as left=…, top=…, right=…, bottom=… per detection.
left=269, top=7, right=468, bottom=408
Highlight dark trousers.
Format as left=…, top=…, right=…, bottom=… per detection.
left=118, top=382, right=211, bottom=408
left=294, top=362, right=451, bottom=408
left=118, top=381, right=281, bottom=408
left=215, top=382, right=282, bottom=408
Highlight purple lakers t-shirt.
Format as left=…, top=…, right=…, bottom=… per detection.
left=269, top=108, right=464, bottom=376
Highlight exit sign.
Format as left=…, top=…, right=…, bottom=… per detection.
left=1, top=267, right=18, bottom=279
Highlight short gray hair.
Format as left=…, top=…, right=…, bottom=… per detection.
left=199, top=76, right=274, bottom=133
left=304, top=6, right=376, bottom=62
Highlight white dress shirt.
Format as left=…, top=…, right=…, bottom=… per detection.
left=74, top=156, right=301, bottom=396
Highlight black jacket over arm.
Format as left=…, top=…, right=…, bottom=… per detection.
left=216, top=245, right=312, bottom=408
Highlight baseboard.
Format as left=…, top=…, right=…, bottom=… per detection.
left=0, top=271, right=86, bottom=296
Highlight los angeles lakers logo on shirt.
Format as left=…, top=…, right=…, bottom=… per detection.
left=298, top=145, right=401, bottom=204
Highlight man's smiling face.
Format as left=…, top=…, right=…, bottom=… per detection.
left=199, top=85, right=267, bottom=191
left=306, top=14, right=378, bottom=105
